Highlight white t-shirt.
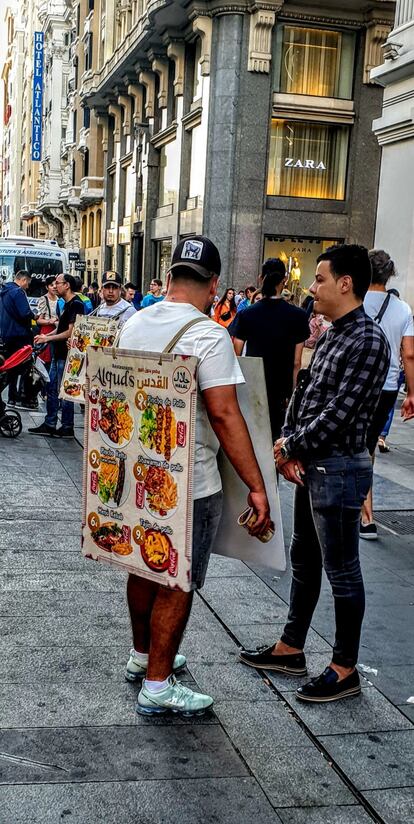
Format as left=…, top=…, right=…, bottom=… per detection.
left=120, top=300, right=244, bottom=499
left=364, top=292, right=414, bottom=390
left=96, top=299, right=136, bottom=326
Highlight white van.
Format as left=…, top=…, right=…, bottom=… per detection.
left=0, top=238, right=69, bottom=306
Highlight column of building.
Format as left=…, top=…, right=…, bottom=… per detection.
left=372, top=0, right=414, bottom=307
left=1, top=7, right=25, bottom=236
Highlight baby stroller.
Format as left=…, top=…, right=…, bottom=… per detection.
left=0, top=343, right=50, bottom=438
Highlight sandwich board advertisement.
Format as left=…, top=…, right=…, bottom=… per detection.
left=81, top=346, right=198, bottom=592
left=60, top=315, right=120, bottom=403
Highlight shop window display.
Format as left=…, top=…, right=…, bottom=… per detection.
left=274, top=26, right=355, bottom=100
left=267, top=119, right=349, bottom=200
left=157, top=239, right=172, bottom=280
left=263, top=237, right=341, bottom=298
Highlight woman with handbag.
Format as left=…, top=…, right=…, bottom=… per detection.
left=36, top=276, right=58, bottom=370
left=213, top=287, right=237, bottom=329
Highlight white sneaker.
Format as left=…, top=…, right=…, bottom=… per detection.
left=137, top=676, right=213, bottom=717
left=125, top=649, right=187, bottom=682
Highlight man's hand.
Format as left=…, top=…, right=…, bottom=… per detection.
left=274, top=437, right=287, bottom=467
left=279, top=459, right=306, bottom=486
left=247, top=490, right=272, bottom=537
left=401, top=395, right=414, bottom=422
left=34, top=334, right=48, bottom=345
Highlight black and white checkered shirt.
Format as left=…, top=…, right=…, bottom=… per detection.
left=283, top=306, right=390, bottom=458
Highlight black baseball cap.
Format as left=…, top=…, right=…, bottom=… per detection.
left=170, top=236, right=221, bottom=279
left=102, top=271, right=122, bottom=287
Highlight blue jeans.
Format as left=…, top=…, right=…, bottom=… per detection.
left=281, top=452, right=372, bottom=667
left=45, top=358, right=74, bottom=430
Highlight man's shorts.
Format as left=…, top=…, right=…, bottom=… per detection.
left=191, top=490, right=223, bottom=589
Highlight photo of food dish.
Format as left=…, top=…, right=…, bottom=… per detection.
left=72, top=333, right=90, bottom=352
left=112, top=541, right=133, bottom=556
left=99, top=395, right=134, bottom=447
left=63, top=380, right=81, bottom=397
left=93, top=332, right=116, bottom=348
left=144, top=466, right=178, bottom=518
left=97, top=455, right=128, bottom=506
left=141, top=529, right=171, bottom=572
left=68, top=353, right=84, bottom=377
left=139, top=402, right=177, bottom=461
left=90, top=521, right=123, bottom=552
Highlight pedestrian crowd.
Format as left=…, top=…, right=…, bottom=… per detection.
left=1, top=234, right=413, bottom=718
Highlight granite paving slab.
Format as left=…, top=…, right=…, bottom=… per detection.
left=371, top=666, right=414, bottom=705
left=363, top=787, right=414, bottom=824
left=0, top=627, right=236, bottom=681
left=0, top=508, right=80, bottom=522
left=0, top=551, right=92, bottom=572
left=0, top=777, right=284, bottom=824
left=370, top=476, right=414, bottom=510
left=0, top=680, right=212, bottom=728
left=1, top=613, right=130, bottom=651
left=200, top=577, right=288, bottom=625
left=320, top=730, right=414, bottom=789
left=0, top=725, right=242, bottom=783
left=398, top=703, right=414, bottom=723
left=187, top=661, right=276, bottom=703
left=243, top=743, right=356, bottom=808
left=214, top=698, right=308, bottom=751
left=206, top=554, right=254, bottom=578
left=181, top=626, right=239, bottom=664
left=0, top=591, right=128, bottom=618
left=282, top=686, right=412, bottom=735
left=277, top=806, right=372, bottom=824
left=276, top=806, right=373, bottom=824
left=1, top=570, right=126, bottom=592
left=0, top=644, right=134, bottom=683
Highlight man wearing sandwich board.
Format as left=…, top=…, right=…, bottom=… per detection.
left=119, top=235, right=271, bottom=716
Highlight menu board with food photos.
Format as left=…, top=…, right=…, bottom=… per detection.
left=82, top=346, right=199, bottom=592
left=60, top=315, right=120, bottom=403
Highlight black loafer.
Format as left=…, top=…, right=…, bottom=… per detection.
left=296, top=666, right=361, bottom=703
left=239, top=644, right=307, bottom=675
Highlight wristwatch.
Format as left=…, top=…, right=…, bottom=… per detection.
left=280, top=442, right=290, bottom=460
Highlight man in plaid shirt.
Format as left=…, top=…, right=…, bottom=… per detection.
left=240, top=245, right=390, bottom=703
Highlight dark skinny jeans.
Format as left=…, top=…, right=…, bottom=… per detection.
left=281, top=452, right=372, bottom=668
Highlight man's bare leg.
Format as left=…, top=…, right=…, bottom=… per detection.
left=127, top=574, right=159, bottom=653
left=361, top=454, right=375, bottom=525
left=147, top=588, right=193, bottom=681
left=361, top=485, right=374, bottom=525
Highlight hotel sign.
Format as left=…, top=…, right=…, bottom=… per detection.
left=31, top=32, right=44, bottom=161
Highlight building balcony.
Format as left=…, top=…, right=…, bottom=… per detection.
left=68, top=186, right=81, bottom=207
left=59, top=183, right=70, bottom=203
left=21, top=202, right=39, bottom=219
left=80, top=176, right=104, bottom=205
left=78, top=126, right=89, bottom=152
left=80, top=71, right=98, bottom=98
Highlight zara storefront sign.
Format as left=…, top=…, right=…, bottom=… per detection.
left=284, top=158, right=327, bottom=170
left=31, top=32, right=44, bottom=162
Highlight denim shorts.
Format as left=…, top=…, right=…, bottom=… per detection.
left=191, top=490, right=223, bottom=589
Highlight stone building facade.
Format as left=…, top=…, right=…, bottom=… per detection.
left=1, top=0, right=396, bottom=292
left=372, top=0, right=414, bottom=306
left=1, top=1, right=48, bottom=238
left=78, top=0, right=395, bottom=292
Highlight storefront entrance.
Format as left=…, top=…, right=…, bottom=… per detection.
left=263, top=236, right=342, bottom=299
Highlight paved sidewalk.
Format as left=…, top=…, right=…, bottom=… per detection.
left=0, top=405, right=413, bottom=824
